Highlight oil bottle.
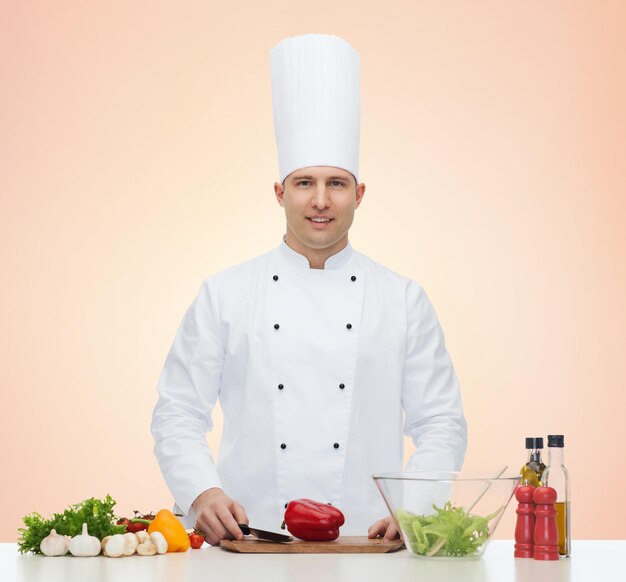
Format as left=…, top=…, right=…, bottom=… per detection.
left=542, top=434, right=571, bottom=557
left=520, top=437, right=546, bottom=486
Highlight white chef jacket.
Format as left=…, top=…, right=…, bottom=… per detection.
left=151, top=240, right=467, bottom=535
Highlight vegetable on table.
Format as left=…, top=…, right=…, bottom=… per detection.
left=101, top=531, right=166, bottom=557
left=188, top=530, right=205, bottom=549
left=281, top=499, right=345, bottom=541
left=137, top=540, right=157, bottom=556
left=39, top=529, right=69, bottom=557
left=101, top=534, right=126, bottom=558
left=122, top=532, right=139, bottom=556
left=18, top=495, right=125, bottom=554
left=150, top=531, right=168, bottom=554
left=147, top=509, right=190, bottom=552
left=396, top=502, right=504, bottom=557
left=117, top=511, right=155, bottom=533
left=68, top=524, right=101, bottom=557
left=18, top=496, right=174, bottom=558
left=135, top=531, right=151, bottom=544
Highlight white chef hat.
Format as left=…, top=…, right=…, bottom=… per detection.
left=269, top=34, right=361, bottom=183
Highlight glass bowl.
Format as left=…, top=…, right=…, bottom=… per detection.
left=373, top=470, right=519, bottom=559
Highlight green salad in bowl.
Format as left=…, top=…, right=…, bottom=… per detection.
left=373, top=471, right=518, bottom=558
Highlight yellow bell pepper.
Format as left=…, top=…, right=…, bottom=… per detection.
left=147, top=509, right=191, bottom=552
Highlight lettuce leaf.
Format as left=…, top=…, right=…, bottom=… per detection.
left=396, top=502, right=503, bottom=557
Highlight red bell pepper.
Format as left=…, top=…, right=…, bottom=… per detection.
left=281, top=498, right=345, bottom=541
left=116, top=511, right=155, bottom=533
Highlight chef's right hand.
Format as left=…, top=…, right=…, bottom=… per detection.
left=191, top=487, right=249, bottom=546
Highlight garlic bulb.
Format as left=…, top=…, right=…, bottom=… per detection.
left=40, top=529, right=69, bottom=556
left=68, top=523, right=101, bottom=557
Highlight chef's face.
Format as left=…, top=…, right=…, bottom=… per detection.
left=274, top=166, right=365, bottom=255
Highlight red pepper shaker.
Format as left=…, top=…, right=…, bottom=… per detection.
left=514, top=485, right=536, bottom=558
left=533, top=486, right=559, bottom=560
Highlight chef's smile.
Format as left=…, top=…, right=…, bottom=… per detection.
left=307, top=216, right=334, bottom=228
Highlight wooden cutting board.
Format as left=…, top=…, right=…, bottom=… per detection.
left=219, top=536, right=405, bottom=554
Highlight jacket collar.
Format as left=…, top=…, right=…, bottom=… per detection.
left=278, top=236, right=354, bottom=271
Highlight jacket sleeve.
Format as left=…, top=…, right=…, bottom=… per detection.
left=150, top=278, right=225, bottom=515
left=402, top=281, right=468, bottom=472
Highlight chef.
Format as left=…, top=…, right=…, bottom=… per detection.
left=151, top=33, right=467, bottom=546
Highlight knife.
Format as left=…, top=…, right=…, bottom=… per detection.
left=238, top=523, right=293, bottom=543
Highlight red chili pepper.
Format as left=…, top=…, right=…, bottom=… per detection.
left=189, top=530, right=205, bottom=549
left=281, top=499, right=345, bottom=541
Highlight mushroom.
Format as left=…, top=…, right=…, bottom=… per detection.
left=122, top=532, right=139, bottom=556
left=135, top=530, right=150, bottom=544
left=136, top=541, right=157, bottom=556
left=101, top=534, right=125, bottom=558
left=150, top=531, right=168, bottom=554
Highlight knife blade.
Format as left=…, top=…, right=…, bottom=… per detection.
left=238, top=523, right=293, bottom=542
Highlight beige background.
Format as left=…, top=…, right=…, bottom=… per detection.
left=1, top=1, right=625, bottom=542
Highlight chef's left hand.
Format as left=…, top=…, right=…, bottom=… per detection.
left=368, top=516, right=401, bottom=541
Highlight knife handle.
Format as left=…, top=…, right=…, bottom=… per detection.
left=238, top=523, right=251, bottom=535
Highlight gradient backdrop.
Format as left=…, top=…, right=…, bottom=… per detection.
left=1, top=1, right=625, bottom=542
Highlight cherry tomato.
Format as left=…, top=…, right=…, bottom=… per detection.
left=189, top=531, right=205, bottom=549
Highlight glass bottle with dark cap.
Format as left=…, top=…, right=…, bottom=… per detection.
left=520, top=437, right=546, bottom=487
left=542, top=434, right=571, bottom=557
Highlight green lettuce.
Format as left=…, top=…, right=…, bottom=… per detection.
left=396, top=502, right=503, bottom=557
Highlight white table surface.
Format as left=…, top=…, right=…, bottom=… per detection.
left=3, top=540, right=622, bottom=582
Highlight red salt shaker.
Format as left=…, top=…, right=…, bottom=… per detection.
left=514, top=485, right=536, bottom=558
left=533, top=486, right=559, bottom=560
